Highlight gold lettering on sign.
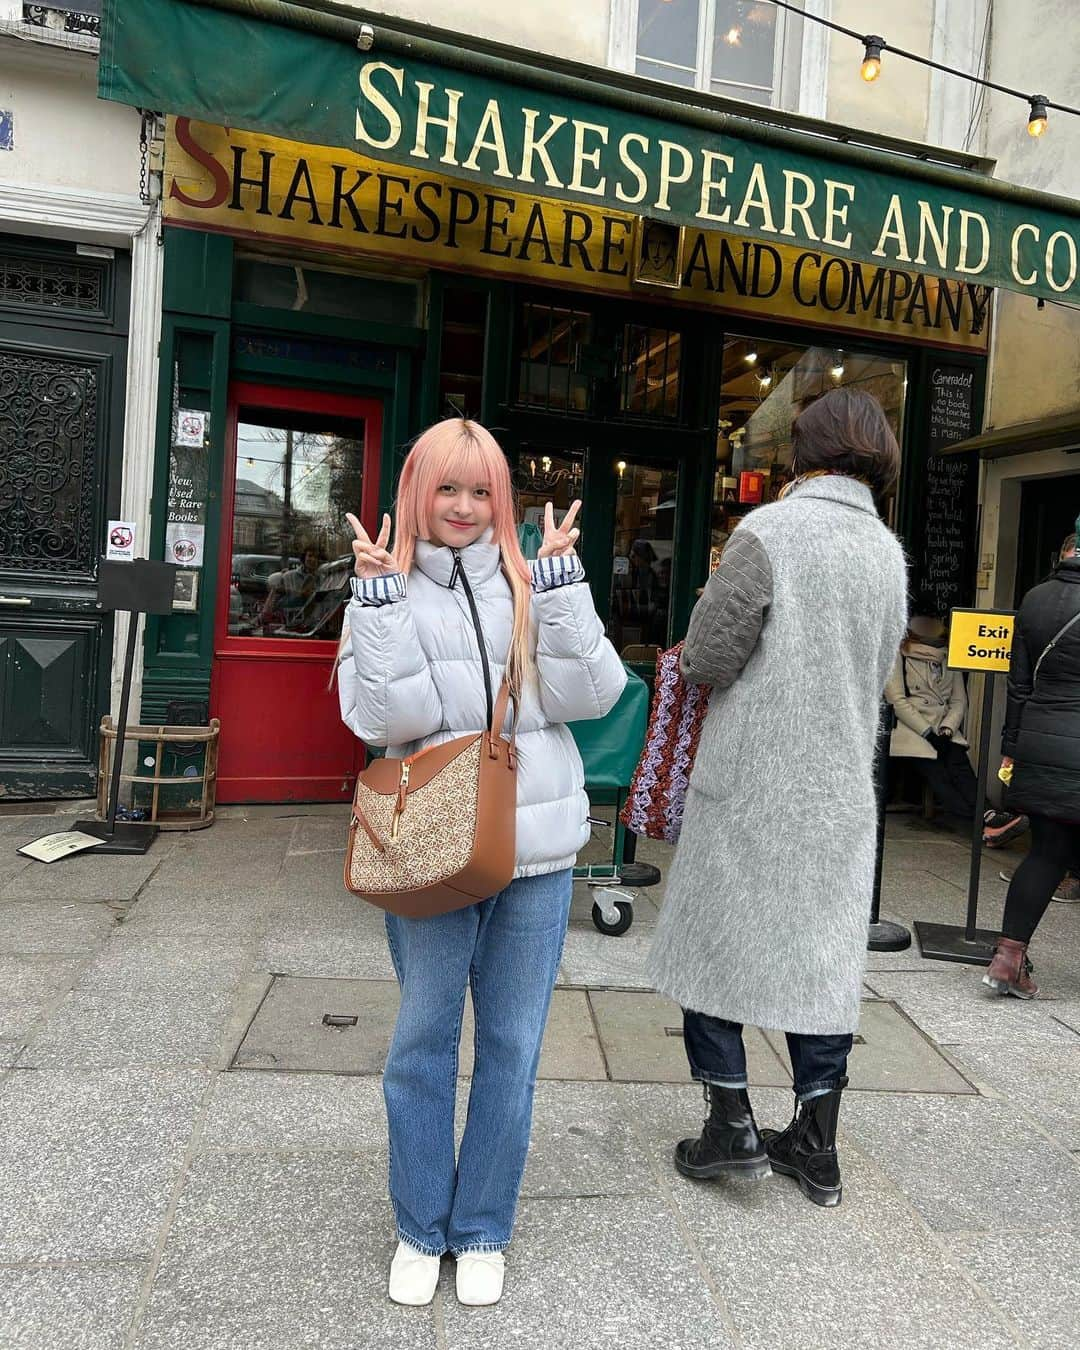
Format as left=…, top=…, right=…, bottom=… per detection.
left=164, top=118, right=991, bottom=352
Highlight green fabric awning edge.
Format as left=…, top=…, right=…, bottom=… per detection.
left=157, top=0, right=1080, bottom=223
left=940, top=410, right=1080, bottom=459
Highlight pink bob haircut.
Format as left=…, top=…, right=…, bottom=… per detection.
left=393, top=418, right=533, bottom=697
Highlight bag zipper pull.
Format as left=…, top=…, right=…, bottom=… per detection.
left=390, top=761, right=411, bottom=842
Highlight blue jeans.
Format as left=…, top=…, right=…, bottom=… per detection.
left=683, top=1009, right=852, bottom=1101
left=383, top=869, right=572, bottom=1256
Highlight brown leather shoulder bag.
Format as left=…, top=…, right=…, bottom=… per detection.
left=344, top=680, right=518, bottom=917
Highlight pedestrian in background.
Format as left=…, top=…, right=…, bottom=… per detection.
left=647, top=388, right=908, bottom=1208
left=985, top=526, right=1080, bottom=997
left=337, top=419, right=624, bottom=1306
left=885, top=615, right=1027, bottom=845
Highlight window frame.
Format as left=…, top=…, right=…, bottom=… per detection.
left=611, top=0, right=806, bottom=112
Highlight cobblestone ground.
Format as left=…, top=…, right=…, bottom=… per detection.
left=1, top=804, right=1076, bottom=1350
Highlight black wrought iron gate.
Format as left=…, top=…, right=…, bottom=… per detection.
left=0, top=235, right=129, bottom=800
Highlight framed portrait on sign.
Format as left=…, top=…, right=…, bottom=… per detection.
left=633, top=217, right=684, bottom=289
left=172, top=569, right=199, bottom=612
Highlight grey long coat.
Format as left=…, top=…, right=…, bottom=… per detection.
left=647, top=476, right=908, bottom=1035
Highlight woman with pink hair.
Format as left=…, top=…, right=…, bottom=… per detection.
left=337, top=418, right=625, bottom=1308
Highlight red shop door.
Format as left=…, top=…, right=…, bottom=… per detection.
left=210, top=383, right=382, bottom=803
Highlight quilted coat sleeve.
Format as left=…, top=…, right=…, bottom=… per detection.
left=680, top=529, right=773, bottom=688
left=337, top=593, right=444, bottom=748
left=530, top=559, right=627, bottom=724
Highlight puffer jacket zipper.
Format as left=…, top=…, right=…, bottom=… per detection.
left=449, top=548, right=494, bottom=730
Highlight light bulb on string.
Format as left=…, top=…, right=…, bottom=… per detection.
left=757, top=369, right=773, bottom=390
left=744, top=349, right=758, bottom=365
left=1028, top=95, right=1049, bottom=137
left=830, top=350, right=845, bottom=380
left=861, top=35, right=885, bottom=83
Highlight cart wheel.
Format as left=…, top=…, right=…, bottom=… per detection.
left=592, top=898, right=633, bottom=936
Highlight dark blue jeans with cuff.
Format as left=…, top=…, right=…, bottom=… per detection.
left=683, top=1009, right=852, bottom=1102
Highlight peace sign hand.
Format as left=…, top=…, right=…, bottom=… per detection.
left=346, top=512, right=396, bottom=580
left=537, top=500, right=581, bottom=560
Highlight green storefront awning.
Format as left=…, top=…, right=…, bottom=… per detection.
left=939, top=409, right=1080, bottom=459
left=100, top=0, right=1080, bottom=304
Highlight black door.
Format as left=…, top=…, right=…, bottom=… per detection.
left=0, top=236, right=129, bottom=799
left=1014, top=472, right=1080, bottom=605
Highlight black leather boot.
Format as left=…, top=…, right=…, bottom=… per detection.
left=761, top=1078, right=847, bottom=1207
left=674, top=1084, right=770, bottom=1181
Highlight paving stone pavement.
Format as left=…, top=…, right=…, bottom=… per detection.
left=0, top=806, right=1076, bottom=1349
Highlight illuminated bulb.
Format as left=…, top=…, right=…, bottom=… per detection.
left=616, top=460, right=627, bottom=477
left=758, top=370, right=773, bottom=389
left=723, top=26, right=741, bottom=46
left=1028, top=95, right=1049, bottom=137
left=744, top=350, right=758, bottom=365
left=830, top=350, right=845, bottom=380
left=861, top=35, right=885, bottom=83
left=541, top=456, right=552, bottom=472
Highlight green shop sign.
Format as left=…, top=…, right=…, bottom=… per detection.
left=100, top=0, right=1080, bottom=303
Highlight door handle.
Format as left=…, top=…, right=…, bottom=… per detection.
left=0, top=596, right=31, bottom=606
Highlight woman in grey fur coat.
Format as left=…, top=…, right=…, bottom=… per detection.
left=647, top=388, right=908, bottom=1207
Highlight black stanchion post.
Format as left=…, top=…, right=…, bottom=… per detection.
left=76, top=558, right=177, bottom=856
left=869, top=700, right=911, bottom=952
left=914, top=671, right=1000, bottom=965
left=104, top=610, right=140, bottom=836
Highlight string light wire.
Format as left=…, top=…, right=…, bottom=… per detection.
left=762, top=0, right=1080, bottom=130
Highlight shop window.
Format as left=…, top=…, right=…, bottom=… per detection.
left=608, top=459, right=679, bottom=661
left=437, top=287, right=487, bottom=418
left=512, top=448, right=586, bottom=558
left=234, top=258, right=421, bottom=326
left=633, top=0, right=787, bottom=105
left=228, top=408, right=365, bottom=641
left=711, top=336, right=907, bottom=569
left=517, top=302, right=593, bottom=414
left=619, top=323, right=681, bottom=420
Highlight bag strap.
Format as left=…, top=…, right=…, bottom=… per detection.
left=489, top=679, right=520, bottom=745
left=352, top=797, right=388, bottom=854
left=1033, top=610, right=1080, bottom=684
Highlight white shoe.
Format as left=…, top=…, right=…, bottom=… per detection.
left=388, top=1241, right=440, bottom=1306
left=455, top=1250, right=505, bottom=1306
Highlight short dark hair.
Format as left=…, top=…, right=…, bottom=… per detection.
left=790, top=388, right=901, bottom=498
left=1061, top=532, right=1077, bottom=560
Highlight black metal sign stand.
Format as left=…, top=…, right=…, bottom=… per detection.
left=75, top=558, right=177, bottom=856
left=869, top=701, right=912, bottom=952
left=913, top=672, right=999, bottom=965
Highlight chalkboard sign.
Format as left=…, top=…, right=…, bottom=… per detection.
left=916, top=364, right=979, bottom=618
left=927, top=366, right=976, bottom=454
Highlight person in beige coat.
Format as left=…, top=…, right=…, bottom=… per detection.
left=885, top=615, right=1026, bottom=845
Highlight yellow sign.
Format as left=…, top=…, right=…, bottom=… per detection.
left=163, top=118, right=990, bottom=352
left=947, top=609, right=1016, bottom=673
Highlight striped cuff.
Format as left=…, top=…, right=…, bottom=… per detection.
left=349, top=573, right=407, bottom=606
left=530, top=554, right=586, bottom=592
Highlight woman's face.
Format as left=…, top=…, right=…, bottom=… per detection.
left=428, top=480, right=494, bottom=549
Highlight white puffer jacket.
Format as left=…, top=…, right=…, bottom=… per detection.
left=337, top=534, right=627, bottom=878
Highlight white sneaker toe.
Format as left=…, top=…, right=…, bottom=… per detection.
left=388, top=1241, right=441, bottom=1306
left=455, top=1250, right=505, bottom=1306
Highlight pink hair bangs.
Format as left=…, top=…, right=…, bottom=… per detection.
left=394, top=419, right=529, bottom=582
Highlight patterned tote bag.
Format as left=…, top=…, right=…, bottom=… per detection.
left=620, top=642, right=712, bottom=845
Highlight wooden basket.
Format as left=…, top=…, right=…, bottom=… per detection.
left=95, top=716, right=220, bottom=830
